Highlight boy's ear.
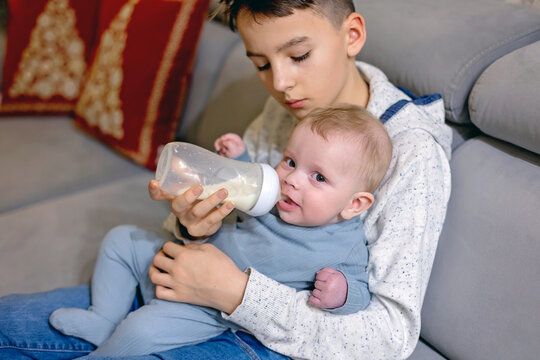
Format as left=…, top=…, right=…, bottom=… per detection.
left=343, top=12, right=367, bottom=58
left=340, top=191, right=374, bottom=220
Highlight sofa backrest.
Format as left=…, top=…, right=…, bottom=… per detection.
left=355, top=0, right=540, bottom=124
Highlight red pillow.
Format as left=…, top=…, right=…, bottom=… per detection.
left=0, top=0, right=100, bottom=115
left=73, top=0, right=209, bottom=170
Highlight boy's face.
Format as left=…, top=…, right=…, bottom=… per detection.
left=238, top=8, right=357, bottom=120
left=275, top=124, right=361, bottom=226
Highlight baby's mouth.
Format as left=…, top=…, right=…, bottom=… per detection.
left=278, top=194, right=299, bottom=210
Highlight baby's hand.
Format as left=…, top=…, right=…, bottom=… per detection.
left=309, top=267, right=347, bottom=310
left=214, top=133, right=245, bottom=158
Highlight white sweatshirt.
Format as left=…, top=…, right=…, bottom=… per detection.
left=222, top=62, right=453, bottom=359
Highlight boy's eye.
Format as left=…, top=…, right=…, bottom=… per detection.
left=312, top=173, right=326, bottom=183
left=292, top=51, right=310, bottom=63
left=256, top=63, right=270, bottom=71
left=285, top=158, right=296, bottom=168
left=255, top=52, right=309, bottom=71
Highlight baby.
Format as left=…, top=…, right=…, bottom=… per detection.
left=50, top=104, right=392, bottom=356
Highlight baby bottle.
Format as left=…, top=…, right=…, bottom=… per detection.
left=156, top=142, right=280, bottom=216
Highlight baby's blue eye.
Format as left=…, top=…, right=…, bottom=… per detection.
left=286, top=158, right=296, bottom=168
left=312, top=173, right=326, bottom=183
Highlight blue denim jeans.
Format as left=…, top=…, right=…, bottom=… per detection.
left=0, top=285, right=290, bottom=360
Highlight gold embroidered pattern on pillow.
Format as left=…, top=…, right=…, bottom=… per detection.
left=8, top=0, right=86, bottom=101
left=75, top=0, right=140, bottom=140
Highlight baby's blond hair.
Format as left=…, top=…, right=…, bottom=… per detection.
left=301, top=105, right=392, bottom=193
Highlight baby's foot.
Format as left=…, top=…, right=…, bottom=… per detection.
left=49, top=308, right=116, bottom=346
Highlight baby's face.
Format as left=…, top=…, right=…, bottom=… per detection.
left=275, top=124, right=362, bottom=226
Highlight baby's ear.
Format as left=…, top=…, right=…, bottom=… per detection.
left=340, top=191, right=373, bottom=220
left=344, top=12, right=367, bottom=57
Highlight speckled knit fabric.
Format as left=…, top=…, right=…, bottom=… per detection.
left=222, top=62, right=453, bottom=360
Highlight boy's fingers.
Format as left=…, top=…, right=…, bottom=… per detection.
left=188, top=201, right=235, bottom=237
left=148, top=265, right=172, bottom=288
left=162, top=241, right=185, bottom=260
left=152, top=252, right=172, bottom=271
left=183, top=185, right=204, bottom=203
left=155, top=285, right=178, bottom=302
left=204, top=201, right=235, bottom=226
left=190, top=189, right=228, bottom=219
left=171, top=186, right=203, bottom=214
left=148, top=180, right=174, bottom=201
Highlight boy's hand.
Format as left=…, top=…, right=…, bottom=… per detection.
left=148, top=180, right=234, bottom=238
left=309, top=267, right=348, bottom=310
left=214, top=133, right=246, bottom=158
left=150, top=241, right=248, bottom=315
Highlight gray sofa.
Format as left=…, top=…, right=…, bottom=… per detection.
left=1, top=1, right=539, bottom=359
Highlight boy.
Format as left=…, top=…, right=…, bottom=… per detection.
left=49, top=105, right=393, bottom=356
left=149, top=1, right=451, bottom=359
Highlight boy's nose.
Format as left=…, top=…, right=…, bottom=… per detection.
left=272, top=65, right=294, bottom=92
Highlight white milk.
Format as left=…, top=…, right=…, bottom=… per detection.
left=169, top=176, right=259, bottom=212
left=197, top=177, right=259, bottom=212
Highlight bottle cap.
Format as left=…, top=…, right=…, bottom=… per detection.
left=246, top=163, right=280, bottom=216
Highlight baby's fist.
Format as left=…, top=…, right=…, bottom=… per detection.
left=309, top=267, right=347, bottom=309
left=214, top=133, right=245, bottom=158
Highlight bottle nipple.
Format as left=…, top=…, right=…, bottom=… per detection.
left=245, top=163, right=280, bottom=216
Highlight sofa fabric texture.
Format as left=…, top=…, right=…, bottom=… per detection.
left=0, top=173, right=170, bottom=297
left=0, top=116, right=148, bottom=214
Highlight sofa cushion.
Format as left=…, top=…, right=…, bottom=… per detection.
left=0, top=173, right=170, bottom=297
left=0, top=117, right=148, bottom=213
left=469, top=41, right=540, bottom=155
left=421, top=137, right=540, bottom=359
left=0, top=0, right=100, bottom=115
left=74, top=0, right=209, bottom=170
left=355, top=0, right=540, bottom=124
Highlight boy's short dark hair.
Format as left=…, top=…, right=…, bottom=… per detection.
left=218, top=0, right=355, bottom=31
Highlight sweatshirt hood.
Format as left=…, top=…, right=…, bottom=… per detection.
left=359, top=62, right=453, bottom=160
